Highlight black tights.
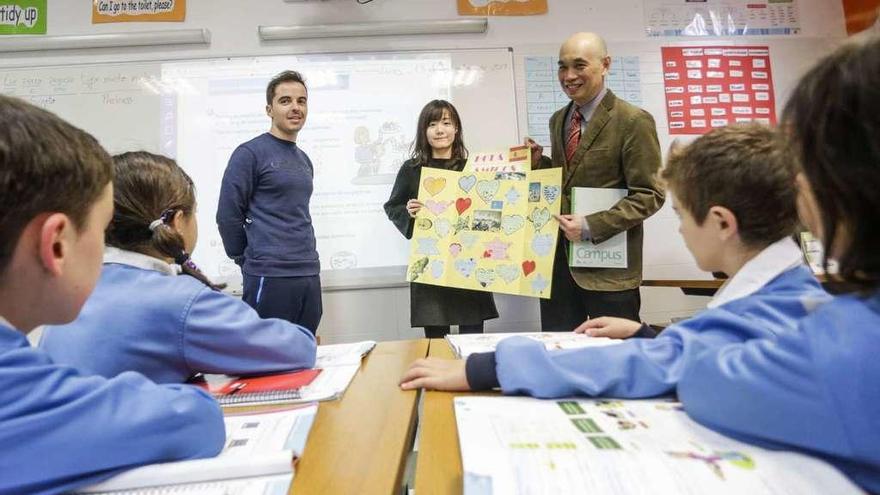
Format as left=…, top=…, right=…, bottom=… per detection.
left=423, top=322, right=484, bottom=339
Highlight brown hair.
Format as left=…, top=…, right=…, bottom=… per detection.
left=266, top=70, right=307, bottom=105
left=0, top=95, right=113, bottom=277
left=661, top=123, right=798, bottom=248
left=782, top=34, right=880, bottom=290
left=108, top=151, right=222, bottom=290
left=410, top=100, right=468, bottom=166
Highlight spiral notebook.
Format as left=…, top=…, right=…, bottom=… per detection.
left=207, top=369, right=322, bottom=406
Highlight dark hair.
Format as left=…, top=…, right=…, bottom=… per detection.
left=266, top=70, right=307, bottom=105
left=0, top=95, right=113, bottom=277
left=782, top=34, right=880, bottom=290
left=410, top=100, right=468, bottom=165
left=108, top=151, right=222, bottom=290
left=661, top=123, right=798, bottom=248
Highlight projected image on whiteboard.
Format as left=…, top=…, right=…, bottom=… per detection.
left=160, top=53, right=454, bottom=280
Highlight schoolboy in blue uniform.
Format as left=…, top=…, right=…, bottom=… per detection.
left=678, top=35, right=880, bottom=493
left=41, top=152, right=316, bottom=384
left=0, top=96, right=224, bottom=494
left=217, top=70, right=322, bottom=334
left=400, top=123, right=828, bottom=398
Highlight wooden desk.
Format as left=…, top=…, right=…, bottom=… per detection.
left=290, top=339, right=428, bottom=495
left=640, top=279, right=724, bottom=290
left=414, top=339, right=498, bottom=495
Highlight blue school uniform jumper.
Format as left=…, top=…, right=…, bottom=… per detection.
left=40, top=247, right=316, bottom=383
left=217, top=132, right=322, bottom=334
left=0, top=318, right=224, bottom=494
left=678, top=289, right=880, bottom=492
left=465, top=238, right=831, bottom=398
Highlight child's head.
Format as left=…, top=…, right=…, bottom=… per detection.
left=0, top=96, right=114, bottom=331
left=661, top=123, right=798, bottom=273
left=410, top=100, right=467, bottom=164
left=782, top=34, right=880, bottom=290
left=108, top=151, right=220, bottom=289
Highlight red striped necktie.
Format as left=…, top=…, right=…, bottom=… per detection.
left=565, top=109, right=583, bottom=163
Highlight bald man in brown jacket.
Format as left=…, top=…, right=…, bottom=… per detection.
left=526, top=32, right=665, bottom=331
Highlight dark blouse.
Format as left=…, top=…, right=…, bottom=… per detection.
left=384, top=158, right=498, bottom=327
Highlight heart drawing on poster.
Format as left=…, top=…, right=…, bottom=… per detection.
left=430, top=259, right=444, bottom=279
left=522, top=259, right=536, bottom=277
left=531, top=233, right=554, bottom=256
left=449, top=243, right=462, bottom=257
left=476, top=179, right=500, bottom=203
left=505, top=187, right=521, bottom=205
left=458, top=174, right=477, bottom=193
left=528, top=207, right=551, bottom=232
left=542, top=185, right=560, bottom=204
left=459, top=231, right=478, bottom=249
left=455, top=197, right=472, bottom=215
left=423, top=177, right=447, bottom=196
left=497, top=264, right=520, bottom=283
left=434, top=218, right=451, bottom=238
left=455, top=258, right=477, bottom=278
left=476, top=268, right=496, bottom=288
left=531, top=273, right=549, bottom=294
left=425, top=200, right=452, bottom=216
left=501, top=215, right=524, bottom=235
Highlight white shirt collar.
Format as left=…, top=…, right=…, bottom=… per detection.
left=103, top=246, right=180, bottom=276
left=708, top=237, right=806, bottom=308
left=0, top=315, right=10, bottom=328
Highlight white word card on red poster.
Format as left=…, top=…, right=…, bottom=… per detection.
left=661, top=46, right=776, bottom=135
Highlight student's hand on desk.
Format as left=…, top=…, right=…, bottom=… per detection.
left=574, top=316, right=642, bottom=339
left=524, top=137, right=543, bottom=168
left=406, top=199, right=424, bottom=218
left=399, top=358, right=471, bottom=391
left=554, top=214, right=583, bottom=242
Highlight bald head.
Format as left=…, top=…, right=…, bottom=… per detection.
left=557, top=32, right=610, bottom=105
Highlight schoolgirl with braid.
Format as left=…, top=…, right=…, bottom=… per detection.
left=40, top=151, right=317, bottom=383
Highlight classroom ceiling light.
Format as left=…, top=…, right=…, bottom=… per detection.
left=258, top=18, right=488, bottom=41
left=0, top=29, right=211, bottom=53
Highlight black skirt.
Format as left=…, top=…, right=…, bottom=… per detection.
left=410, top=282, right=498, bottom=327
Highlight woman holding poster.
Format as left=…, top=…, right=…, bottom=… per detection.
left=384, top=100, right=498, bottom=338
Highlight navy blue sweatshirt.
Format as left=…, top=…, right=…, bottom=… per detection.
left=217, top=132, right=320, bottom=277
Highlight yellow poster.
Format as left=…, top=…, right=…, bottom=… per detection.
left=92, top=0, right=186, bottom=23
left=457, top=0, right=547, bottom=16
left=407, top=146, right=561, bottom=298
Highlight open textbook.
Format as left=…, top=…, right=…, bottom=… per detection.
left=79, top=405, right=318, bottom=494
left=445, top=332, right=620, bottom=359
left=203, top=340, right=377, bottom=407
left=454, top=397, right=861, bottom=495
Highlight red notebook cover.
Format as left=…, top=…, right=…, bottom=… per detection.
left=215, top=369, right=322, bottom=396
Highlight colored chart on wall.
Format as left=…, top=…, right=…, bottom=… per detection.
left=644, top=0, right=800, bottom=37
left=661, top=46, right=777, bottom=135
left=524, top=56, right=642, bottom=148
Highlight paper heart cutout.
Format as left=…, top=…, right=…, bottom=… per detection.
left=455, top=197, right=472, bottom=215
left=531, top=273, right=549, bottom=294
left=522, top=259, right=536, bottom=277
left=476, top=268, right=496, bottom=288
left=416, top=238, right=440, bottom=256
left=531, top=233, right=554, bottom=257
left=423, top=176, right=447, bottom=196
left=430, top=259, right=444, bottom=279
left=505, top=187, right=521, bottom=205
left=449, top=243, right=462, bottom=257
left=434, top=218, right=451, bottom=238
left=501, top=215, right=525, bottom=235
left=454, top=258, right=477, bottom=278
left=529, top=207, right=551, bottom=232
left=542, top=185, right=560, bottom=205
left=458, top=174, right=477, bottom=193
left=476, top=180, right=500, bottom=203
left=497, top=264, right=520, bottom=283
left=459, top=232, right=478, bottom=249
left=425, top=200, right=452, bottom=216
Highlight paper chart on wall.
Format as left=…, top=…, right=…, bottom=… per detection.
left=644, top=0, right=801, bottom=37
left=406, top=146, right=561, bottom=298
left=662, top=46, right=777, bottom=135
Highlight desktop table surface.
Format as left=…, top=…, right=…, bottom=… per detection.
left=289, top=339, right=428, bottom=495
left=414, top=339, right=499, bottom=495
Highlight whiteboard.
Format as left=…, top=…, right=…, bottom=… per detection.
left=0, top=48, right=518, bottom=289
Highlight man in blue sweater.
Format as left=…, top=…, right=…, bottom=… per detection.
left=217, top=70, right=322, bottom=334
